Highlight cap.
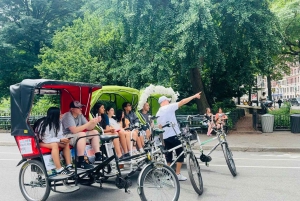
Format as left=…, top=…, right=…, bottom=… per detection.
left=70, top=101, right=85, bottom=108
left=158, top=96, right=171, bottom=104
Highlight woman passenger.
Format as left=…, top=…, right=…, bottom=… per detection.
left=93, top=103, right=123, bottom=159
left=37, top=107, right=74, bottom=176
left=116, top=109, right=139, bottom=155
left=106, top=106, right=131, bottom=159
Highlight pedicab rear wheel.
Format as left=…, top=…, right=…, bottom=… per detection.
left=19, top=160, right=51, bottom=201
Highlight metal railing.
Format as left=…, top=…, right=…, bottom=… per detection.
left=0, top=113, right=45, bottom=131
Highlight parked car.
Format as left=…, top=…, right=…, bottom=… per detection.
left=290, top=98, right=300, bottom=106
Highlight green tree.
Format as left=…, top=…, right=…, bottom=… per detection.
left=271, top=0, right=300, bottom=59
left=36, top=13, right=126, bottom=85
left=209, top=0, right=282, bottom=102
left=0, top=0, right=84, bottom=97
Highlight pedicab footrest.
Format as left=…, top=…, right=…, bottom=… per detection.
left=100, top=135, right=119, bottom=143
left=48, top=174, right=73, bottom=181
left=53, top=185, right=80, bottom=193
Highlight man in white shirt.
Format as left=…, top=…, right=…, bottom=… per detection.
left=156, top=92, right=201, bottom=181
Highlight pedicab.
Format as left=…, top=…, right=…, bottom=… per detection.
left=90, top=86, right=144, bottom=172
left=11, top=80, right=180, bottom=201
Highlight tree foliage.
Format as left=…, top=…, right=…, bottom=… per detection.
left=0, top=0, right=84, bottom=96
left=271, top=0, right=300, bottom=59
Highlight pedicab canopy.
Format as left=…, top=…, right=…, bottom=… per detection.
left=90, top=86, right=140, bottom=112
left=10, top=79, right=102, bottom=136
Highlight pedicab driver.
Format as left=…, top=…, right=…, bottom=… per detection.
left=156, top=92, right=201, bottom=181
left=61, top=101, right=102, bottom=169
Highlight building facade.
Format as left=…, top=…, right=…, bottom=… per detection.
left=271, top=61, right=300, bottom=100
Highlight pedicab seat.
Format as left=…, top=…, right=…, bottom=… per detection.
left=100, top=135, right=119, bottom=143
left=15, top=135, right=74, bottom=157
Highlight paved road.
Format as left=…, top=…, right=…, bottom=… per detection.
left=1, top=146, right=300, bottom=201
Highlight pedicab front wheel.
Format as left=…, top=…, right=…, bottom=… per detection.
left=19, top=160, right=51, bottom=201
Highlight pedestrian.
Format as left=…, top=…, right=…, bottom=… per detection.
left=277, top=98, right=283, bottom=108
left=156, top=92, right=201, bottom=181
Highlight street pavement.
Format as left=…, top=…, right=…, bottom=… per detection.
left=2, top=131, right=299, bottom=152
left=1, top=130, right=300, bottom=201
left=1, top=146, right=299, bottom=201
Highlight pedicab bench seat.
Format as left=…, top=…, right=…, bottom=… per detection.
left=15, top=136, right=74, bottom=157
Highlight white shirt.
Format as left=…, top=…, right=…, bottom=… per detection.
left=40, top=123, right=64, bottom=143
left=109, top=117, right=121, bottom=130
left=156, top=103, right=181, bottom=139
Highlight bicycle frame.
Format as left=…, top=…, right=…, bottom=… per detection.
left=194, top=123, right=227, bottom=157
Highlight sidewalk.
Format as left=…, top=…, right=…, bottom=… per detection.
left=1, top=131, right=299, bottom=152
left=197, top=131, right=300, bottom=153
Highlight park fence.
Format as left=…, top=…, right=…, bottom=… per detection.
left=0, top=113, right=45, bottom=131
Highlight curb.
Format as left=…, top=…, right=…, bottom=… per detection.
left=194, top=145, right=300, bottom=153
left=0, top=141, right=16, bottom=146
left=1, top=142, right=299, bottom=153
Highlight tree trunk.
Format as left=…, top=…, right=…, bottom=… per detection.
left=189, top=67, right=209, bottom=114
left=267, top=75, right=272, bottom=101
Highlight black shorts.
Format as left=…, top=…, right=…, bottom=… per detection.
left=164, top=136, right=184, bottom=163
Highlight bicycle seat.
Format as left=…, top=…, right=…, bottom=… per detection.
left=100, top=135, right=119, bottom=143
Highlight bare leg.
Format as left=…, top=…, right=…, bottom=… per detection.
left=125, top=130, right=137, bottom=152
left=118, top=130, right=129, bottom=153
left=139, top=135, right=145, bottom=147
left=113, top=138, right=122, bottom=157
left=136, top=136, right=143, bottom=150
left=145, top=129, right=151, bottom=140
left=105, top=132, right=123, bottom=158
left=87, top=130, right=100, bottom=153
left=40, top=142, right=62, bottom=170
left=74, top=132, right=87, bottom=156
left=175, top=162, right=183, bottom=175
left=58, top=143, right=71, bottom=165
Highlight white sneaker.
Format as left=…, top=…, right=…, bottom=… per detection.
left=177, top=173, right=187, bottom=181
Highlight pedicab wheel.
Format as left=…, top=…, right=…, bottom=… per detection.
left=186, top=152, right=203, bottom=195
left=221, top=142, right=237, bottom=177
left=19, top=160, right=51, bottom=201
left=138, top=164, right=180, bottom=201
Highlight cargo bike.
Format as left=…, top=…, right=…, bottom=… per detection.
left=11, top=79, right=180, bottom=201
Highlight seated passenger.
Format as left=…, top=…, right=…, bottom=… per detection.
left=215, top=107, right=228, bottom=130
left=139, top=102, right=152, bottom=139
left=93, top=103, right=123, bottom=159
left=106, top=106, right=132, bottom=159
left=61, top=101, right=102, bottom=169
left=37, top=107, right=74, bottom=176
left=122, top=102, right=144, bottom=153
left=115, top=109, right=139, bottom=155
